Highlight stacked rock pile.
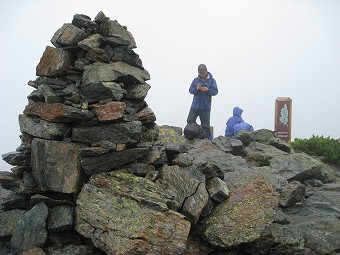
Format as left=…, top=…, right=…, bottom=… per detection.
left=5, top=11, right=157, bottom=193
left=1, top=11, right=160, bottom=254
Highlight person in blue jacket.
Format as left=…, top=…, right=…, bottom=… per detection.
left=187, top=64, right=218, bottom=128
left=225, top=106, right=244, bottom=137
left=233, top=122, right=254, bottom=135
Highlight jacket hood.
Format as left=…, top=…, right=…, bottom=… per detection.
left=233, top=106, right=243, bottom=117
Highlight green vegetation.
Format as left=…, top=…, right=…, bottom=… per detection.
left=291, top=135, right=340, bottom=165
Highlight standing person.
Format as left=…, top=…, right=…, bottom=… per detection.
left=187, top=64, right=218, bottom=129
left=225, top=106, right=244, bottom=137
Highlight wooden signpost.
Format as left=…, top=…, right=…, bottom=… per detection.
left=275, top=97, right=292, bottom=143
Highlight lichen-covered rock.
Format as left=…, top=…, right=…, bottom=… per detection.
left=279, top=181, right=305, bottom=207
left=201, top=176, right=279, bottom=248
left=75, top=171, right=191, bottom=255
left=244, top=141, right=289, bottom=166
left=156, top=165, right=209, bottom=223
left=269, top=153, right=337, bottom=183
left=250, top=129, right=277, bottom=144
left=240, top=223, right=305, bottom=255
left=158, top=126, right=186, bottom=145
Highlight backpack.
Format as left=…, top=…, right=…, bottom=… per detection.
left=233, top=122, right=254, bottom=135
left=184, top=123, right=210, bottom=140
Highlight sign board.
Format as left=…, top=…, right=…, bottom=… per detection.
left=274, top=97, right=292, bottom=142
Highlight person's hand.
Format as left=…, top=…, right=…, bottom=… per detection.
left=197, top=84, right=202, bottom=90
left=201, top=86, right=209, bottom=92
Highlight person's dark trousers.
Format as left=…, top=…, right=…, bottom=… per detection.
left=187, top=108, right=211, bottom=127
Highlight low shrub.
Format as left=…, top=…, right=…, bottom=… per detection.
left=291, top=135, right=340, bottom=165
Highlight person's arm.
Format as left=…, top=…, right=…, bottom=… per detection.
left=207, top=78, right=218, bottom=96
left=189, top=79, right=201, bottom=95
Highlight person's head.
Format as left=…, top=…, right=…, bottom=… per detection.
left=233, top=106, right=243, bottom=116
left=198, top=64, right=208, bottom=79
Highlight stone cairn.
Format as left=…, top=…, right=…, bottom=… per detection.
left=1, top=11, right=160, bottom=254
left=9, top=11, right=157, bottom=186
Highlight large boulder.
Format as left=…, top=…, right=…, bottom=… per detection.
left=201, top=176, right=279, bottom=248
left=31, top=138, right=85, bottom=194
left=269, top=153, right=337, bottom=183
left=156, top=165, right=209, bottom=223
left=75, top=171, right=191, bottom=254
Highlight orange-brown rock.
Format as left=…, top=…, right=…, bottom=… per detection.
left=23, top=102, right=94, bottom=123
left=89, top=102, right=125, bottom=122
left=36, top=46, right=73, bottom=77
